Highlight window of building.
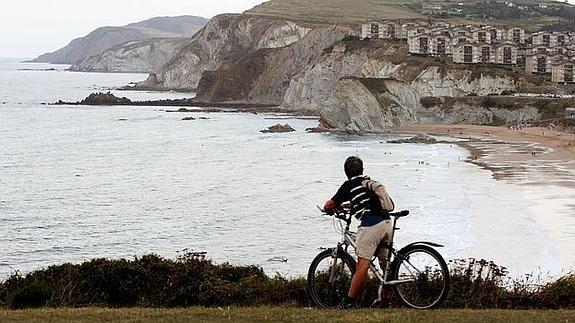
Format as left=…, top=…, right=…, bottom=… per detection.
left=387, top=24, right=396, bottom=38
left=481, top=46, right=490, bottom=63
left=513, top=29, right=521, bottom=43
left=437, top=38, right=446, bottom=55
left=371, top=23, right=379, bottom=38
left=420, top=37, right=429, bottom=54
left=566, top=64, right=574, bottom=83
left=537, top=56, right=547, bottom=73
left=503, top=47, right=512, bottom=64
left=464, top=46, right=473, bottom=63
left=478, top=32, right=486, bottom=43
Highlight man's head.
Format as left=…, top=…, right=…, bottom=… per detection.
left=344, top=156, right=364, bottom=179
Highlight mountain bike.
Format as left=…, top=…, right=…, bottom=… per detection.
left=308, top=207, right=450, bottom=309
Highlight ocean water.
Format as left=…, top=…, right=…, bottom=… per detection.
left=1, top=59, right=575, bottom=279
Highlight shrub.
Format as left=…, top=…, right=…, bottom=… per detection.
left=481, top=97, right=497, bottom=108
left=420, top=97, right=442, bottom=108
left=342, top=35, right=361, bottom=42
left=0, top=253, right=308, bottom=309
left=542, top=274, right=575, bottom=308
left=1, top=255, right=575, bottom=310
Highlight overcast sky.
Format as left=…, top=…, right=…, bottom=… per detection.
left=0, top=0, right=267, bottom=58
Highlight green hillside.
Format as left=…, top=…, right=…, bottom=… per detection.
left=245, top=0, right=575, bottom=31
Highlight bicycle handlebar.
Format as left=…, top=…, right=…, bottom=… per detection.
left=317, top=205, right=410, bottom=223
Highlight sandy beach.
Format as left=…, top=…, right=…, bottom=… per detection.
left=394, top=124, right=575, bottom=165
left=396, top=124, right=575, bottom=275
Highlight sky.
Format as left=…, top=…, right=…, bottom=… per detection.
left=0, top=0, right=267, bottom=58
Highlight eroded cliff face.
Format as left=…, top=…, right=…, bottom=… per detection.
left=196, top=26, right=350, bottom=104
left=282, top=40, right=524, bottom=130
left=136, top=14, right=314, bottom=91
left=320, top=78, right=417, bottom=132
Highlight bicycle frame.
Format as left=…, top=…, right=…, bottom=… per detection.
left=328, top=213, right=419, bottom=302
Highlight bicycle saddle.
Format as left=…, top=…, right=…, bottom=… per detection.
left=389, top=210, right=409, bottom=218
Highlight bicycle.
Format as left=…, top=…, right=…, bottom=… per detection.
left=308, top=207, right=450, bottom=309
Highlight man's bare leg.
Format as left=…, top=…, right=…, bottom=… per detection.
left=348, top=258, right=371, bottom=298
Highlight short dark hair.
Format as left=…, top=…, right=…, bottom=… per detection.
left=344, top=156, right=363, bottom=179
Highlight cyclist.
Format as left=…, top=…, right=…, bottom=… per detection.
left=324, top=156, right=393, bottom=309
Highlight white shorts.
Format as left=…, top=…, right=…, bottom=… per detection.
left=356, top=219, right=393, bottom=261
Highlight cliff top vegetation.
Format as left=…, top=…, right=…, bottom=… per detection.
left=246, top=0, right=575, bottom=31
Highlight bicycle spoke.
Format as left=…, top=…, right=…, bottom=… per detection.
left=393, top=247, right=449, bottom=309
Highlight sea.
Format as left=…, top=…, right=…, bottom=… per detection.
left=1, top=58, right=575, bottom=280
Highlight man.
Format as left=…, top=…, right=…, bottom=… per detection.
left=324, top=156, right=393, bottom=309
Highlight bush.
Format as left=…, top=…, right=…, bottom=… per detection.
left=542, top=275, right=575, bottom=308
left=342, top=35, right=361, bottom=42
left=420, top=97, right=442, bottom=108
left=0, top=253, right=308, bottom=309
left=2, top=255, right=575, bottom=310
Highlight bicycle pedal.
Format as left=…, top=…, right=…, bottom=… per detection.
left=371, top=299, right=392, bottom=309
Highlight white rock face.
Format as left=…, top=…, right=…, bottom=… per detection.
left=321, top=78, right=416, bottom=132
left=428, top=102, right=541, bottom=125
left=70, top=38, right=189, bottom=73
left=282, top=41, right=520, bottom=131
left=137, top=14, right=313, bottom=91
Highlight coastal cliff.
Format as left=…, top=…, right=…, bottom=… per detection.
left=135, top=14, right=317, bottom=91
left=70, top=38, right=189, bottom=73
left=280, top=39, right=550, bottom=131
left=32, top=16, right=207, bottom=65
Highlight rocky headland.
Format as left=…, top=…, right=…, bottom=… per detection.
left=32, top=16, right=208, bottom=66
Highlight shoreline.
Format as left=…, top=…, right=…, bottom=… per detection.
left=396, top=124, right=575, bottom=275
left=395, top=124, right=575, bottom=173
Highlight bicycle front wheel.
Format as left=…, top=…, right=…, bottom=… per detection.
left=307, top=248, right=356, bottom=309
left=390, top=244, right=450, bottom=309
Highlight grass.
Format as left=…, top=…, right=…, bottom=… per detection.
left=1, top=307, right=575, bottom=323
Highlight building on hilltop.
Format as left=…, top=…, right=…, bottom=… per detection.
left=362, top=20, right=410, bottom=40
left=532, top=31, right=572, bottom=47
left=503, top=27, right=526, bottom=45
left=526, top=52, right=570, bottom=74
left=362, top=18, right=571, bottom=76
left=362, top=22, right=384, bottom=39
left=551, top=58, right=574, bottom=84
left=453, top=42, right=479, bottom=64
left=409, top=32, right=432, bottom=55
left=525, top=52, right=552, bottom=74
left=494, top=41, right=518, bottom=65
left=472, top=27, right=493, bottom=44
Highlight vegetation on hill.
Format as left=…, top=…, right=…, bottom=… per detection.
left=245, top=0, right=575, bottom=31
left=1, top=253, right=574, bottom=310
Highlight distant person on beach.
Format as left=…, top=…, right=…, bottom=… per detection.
left=324, top=156, right=393, bottom=309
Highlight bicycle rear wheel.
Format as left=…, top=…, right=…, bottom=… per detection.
left=307, top=248, right=356, bottom=309
left=390, top=244, right=449, bottom=309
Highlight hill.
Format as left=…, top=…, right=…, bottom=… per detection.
left=245, top=0, right=575, bottom=31
left=31, top=16, right=208, bottom=64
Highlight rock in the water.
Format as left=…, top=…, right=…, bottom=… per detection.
left=261, top=124, right=296, bottom=133
left=80, top=92, right=132, bottom=105
left=305, top=126, right=330, bottom=133
left=182, top=117, right=196, bottom=121
left=388, top=134, right=437, bottom=144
